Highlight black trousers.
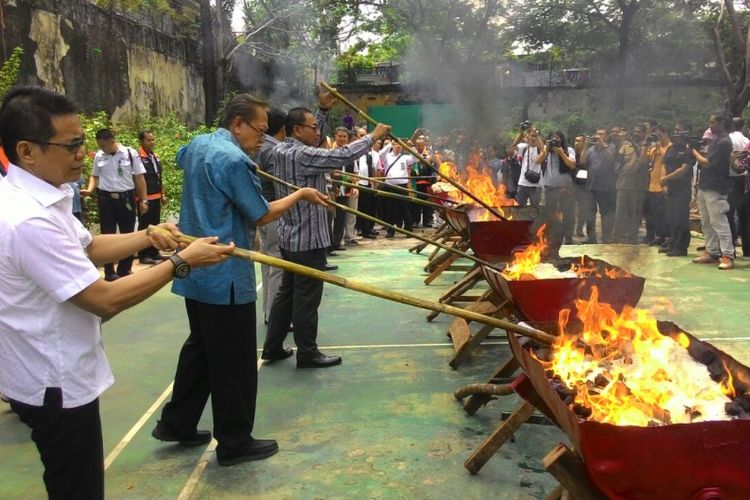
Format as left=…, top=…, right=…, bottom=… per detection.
left=666, top=188, right=691, bottom=253
left=264, top=248, right=326, bottom=357
left=356, top=188, right=376, bottom=234
left=728, top=176, right=745, bottom=244
left=137, top=198, right=161, bottom=259
left=644, top=191, right=668, bottom=242
left=413, top=184, right=434, bottom=227
left=98, top=190, right=136, bottom=276
left=10, top=389, right=104, bottom=500
left=380, top=184, right=412, bottom=231
left=740, top=191, right=750, bottom=256
left=332, top=195, right=348, bottom=248
left=159, top=299, right=257, bottom=457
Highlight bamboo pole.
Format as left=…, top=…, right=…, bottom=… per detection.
left=332, top=178, right=459, bottom=212
left=256, top=168, right=505, bottom=272
left=332, top=169, right=463, bottom=204
left=148, top=225, right=555, bottom=345
left=320, top=81, right=508, bottom=221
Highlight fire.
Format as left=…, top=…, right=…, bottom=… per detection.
left=502, top=225, right=547, bottom=280
left=537, top=287, right=733, bottom=426
left=433, top=154, right=518, bottom=219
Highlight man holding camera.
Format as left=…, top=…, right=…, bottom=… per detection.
left=613, top=129, right=649, bottom=244
left=580, top=129, right=617, bottom=243
left=692, top=111, right=735, bottom=269
left=512, top=122, right=543, bottom=207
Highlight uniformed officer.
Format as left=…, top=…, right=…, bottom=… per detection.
left=136, top=130, right=167, bottom=265
left=85, top=129, right=148, bottom=281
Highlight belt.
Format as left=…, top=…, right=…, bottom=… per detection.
left=99, top=190, right=134, bottom=199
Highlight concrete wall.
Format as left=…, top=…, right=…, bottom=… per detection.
left=2, top=0, right=204, bottom=123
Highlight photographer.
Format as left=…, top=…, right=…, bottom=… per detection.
left=580, top=128, right=617, bottom=243
left=537, top=131, right=577, bottom=246
left=691, top=111, right=735, bottom=269
left=658, top=125, right=693, bottom=256
left=499, top=144, right=522, bottom=200
left=513, top=123, right=544, bottom=207
left=613, top=128, right=649, bottom=244
left=573, top=135, right=596, bottom=242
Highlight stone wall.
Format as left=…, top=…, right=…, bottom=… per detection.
left=1, top=0, right=204, bottom=123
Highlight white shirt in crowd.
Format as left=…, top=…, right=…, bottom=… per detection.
left=517, top=142, right=542, bottom=188
left=355, top=150, right=380, bottom=186
left=92, top=143, right=146, bottom=192
left=729, top=131, right=749, bottom=177
left=0, top=165, right=113, bottom=408
left=379, top=143, right=415, bottom=186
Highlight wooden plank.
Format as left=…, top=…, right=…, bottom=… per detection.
left=448, top=318, right=471, bottom=352
left=463, top=400, right=536, bottom=475
left=424, top=253, right=459, bottom=285
left=543, top=444, right=605, bottom=500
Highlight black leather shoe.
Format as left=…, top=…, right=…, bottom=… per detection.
left=139, top=257, right=162, bottom=266
left=217, top=438, right=279, bottom=466
left=658, top=246, right=670, bottom=253
left=362, top=233, right=376, bottom=239
left=297, top=352, right=342, bottom=368
left=326, top=251, right=339, bottom=257
left=152, top=422, right=212, bottom=447
left=324, top=264, right=338, bottom=271
left=104, top=274, right=120, bottom=282
left=261, top=347, right=294, bottom=362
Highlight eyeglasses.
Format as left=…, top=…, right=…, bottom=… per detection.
left=298, top=123, right=320, bottom=131
left=246, top=123, right=268, bottom=136
left=22, top=138, right=86, bottom=154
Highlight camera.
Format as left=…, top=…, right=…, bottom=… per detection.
left=547, top=138, right=561, bottom=149
left=673, top=132, right=706, bottom=151
left=519, top=120, right=532, bottom=131
left=647, top=133, right=659, bottom=143
left=585, top=136, right=598, bottom=144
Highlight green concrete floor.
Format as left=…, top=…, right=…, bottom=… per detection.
left=1, top=243, right=749, bottom=499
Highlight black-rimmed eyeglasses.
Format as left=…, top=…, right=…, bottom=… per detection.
left=22, top=138, right=86, bottom=154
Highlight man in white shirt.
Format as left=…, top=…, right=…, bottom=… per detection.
left=355, top=132, right=381, bottom=238
left=728, top=117, right=749, bottom=246
left=0, top=86, right=233, bottom=499
left=85, top=128, right=148, bottom=281
left=379, top=140, right=416, bottom=236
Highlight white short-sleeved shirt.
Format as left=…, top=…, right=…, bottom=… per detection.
left=0, top=165, right=113, bottom=408
left=518, top=145, right=542, bottom=187
left=92, top=144, right=146, bottom=192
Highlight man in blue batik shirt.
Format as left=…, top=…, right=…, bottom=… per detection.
left=152, top=94, right=327, bottom=466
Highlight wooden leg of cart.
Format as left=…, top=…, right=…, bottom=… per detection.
left=447, top=297, right=510, bottom=368
left=424, top=252, right=461, bottom=285
left=409, top=222, right=450, bottom=254
left=463, top=400, right=536, bottom=475
left=543, top=444, right=605, bottom=500
left=426, top=265, right=484, bottom=321
left=461, top=356, right=520, bottom=415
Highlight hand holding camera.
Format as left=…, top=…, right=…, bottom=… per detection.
left=519, top=120, right=532, bottom=131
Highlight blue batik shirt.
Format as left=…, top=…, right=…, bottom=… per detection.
left=172, top=128, right=269, bottom=305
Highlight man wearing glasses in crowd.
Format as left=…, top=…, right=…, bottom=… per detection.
left=263, top=90, right=391, bottom=369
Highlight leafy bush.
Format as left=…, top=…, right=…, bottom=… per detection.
left=80, top=113, right=210, bottom=224
left=0, top=47, right=24, bottom=98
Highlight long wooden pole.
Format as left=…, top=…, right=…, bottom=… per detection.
left=332, top=169, right=462, bottom=204
left=148, top=226, right=555, bottom=345
left=333, top=178, right=459, bottom=212
left=320, top=81, right=508, bottom=221
left=256, top=169, right=504, bottom=272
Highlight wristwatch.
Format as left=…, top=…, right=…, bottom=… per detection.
left=169, top=253, right=191, bottom=279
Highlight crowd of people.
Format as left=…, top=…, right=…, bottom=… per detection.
left=0, top=82, right=746, bottom=499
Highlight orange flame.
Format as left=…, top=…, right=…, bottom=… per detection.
left=536, top=287, right=733, bottom=426
left=502, top=225, right=547, bottom=280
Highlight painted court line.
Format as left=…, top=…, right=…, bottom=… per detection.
left=104, top=382, right=174, bottom=470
